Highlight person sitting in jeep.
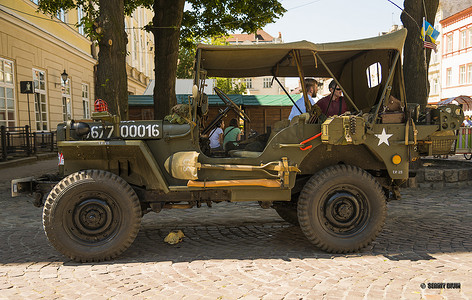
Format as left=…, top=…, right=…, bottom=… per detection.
left=288, top=78, right=319, bottom=120
left=223, top=118, right=241, bottom=152
left=317, top=80, right=348, bottom=117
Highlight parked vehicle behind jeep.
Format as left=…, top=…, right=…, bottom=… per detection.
left=12, top=28, right=463, bottom=262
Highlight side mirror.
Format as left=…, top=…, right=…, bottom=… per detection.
left=192, top=85, right=199, bottom=100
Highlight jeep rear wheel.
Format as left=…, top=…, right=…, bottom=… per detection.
left=43, top=170, right=142, bottom=262
left=298, top=165, right=386, bottom=253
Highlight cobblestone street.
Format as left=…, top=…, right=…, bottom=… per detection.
left=1, top=159, right=471, bottom=299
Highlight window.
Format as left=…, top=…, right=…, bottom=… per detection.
left=432, top=78, right=439, bottom=95
left=244, top=78, right=253, bottom=89
left=133, top=31, right=138, bottom=61
left=446, top=35, right=453, bottom=53
left=460, top=65, right=466, bottom=84
left=77, top=7, right=85, bottom=35
left=468, top=64, right=472, bottom=84
left=446, top=68, right=452, bottom=87
left=366, top=62, right=382, bottom=88
left=263, top=77, right=272, bottom=88
left=56, top=9, right=66, bottom=22
left=33, top=69, right=48, bottom=131
left=461, top=31, right=467, bottom=49
left=62, top=78, right=72, bottom=121
left=0, top=58, right=16, bottom=128
left=82, top=83, right=90, bottom=119
left=469, top=28, right=472, bottom=47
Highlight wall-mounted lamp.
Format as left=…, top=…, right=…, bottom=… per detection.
left=55, top=69, right=68, bottom=87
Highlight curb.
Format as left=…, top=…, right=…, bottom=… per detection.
left=0, top=153, right=57, bottom=170
left=408, top=158, right=472, bottom=189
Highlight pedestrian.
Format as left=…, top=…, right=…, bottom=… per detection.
left=463, top=116, right=471, bottom=127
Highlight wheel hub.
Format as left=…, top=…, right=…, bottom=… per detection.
left=322, top=190, right=367, bottom=234
left=74, top=199, right=113, bottom=235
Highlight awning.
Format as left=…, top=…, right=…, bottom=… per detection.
left=438, top=95, right=472, bottom=111
left=129, top=94, right=299, bottom=107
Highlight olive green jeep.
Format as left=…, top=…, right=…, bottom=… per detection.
left=12, top=29, right=463, bottom=262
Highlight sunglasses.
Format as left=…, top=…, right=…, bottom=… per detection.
left=335, top=88, right=342, bottom=91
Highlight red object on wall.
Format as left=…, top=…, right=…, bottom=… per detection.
left=94, top=99, right=108, bottom=112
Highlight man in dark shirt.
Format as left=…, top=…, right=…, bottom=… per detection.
left=316, top=80, right=348, bottom=117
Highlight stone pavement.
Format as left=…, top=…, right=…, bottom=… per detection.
left=1, top=158, right=471, bottom=299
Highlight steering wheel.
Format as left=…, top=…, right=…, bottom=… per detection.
left=214, top=87, right=251, bottom=123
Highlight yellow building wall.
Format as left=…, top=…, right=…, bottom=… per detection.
left=1, top=1, right=154, bottom=131
left=0, top=2, right=96, bottom=131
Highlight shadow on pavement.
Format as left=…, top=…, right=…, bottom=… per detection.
left=1, top=186, right=471, bottom=265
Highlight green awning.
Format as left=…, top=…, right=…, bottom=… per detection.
left=129, top=94, right=299, bottom=107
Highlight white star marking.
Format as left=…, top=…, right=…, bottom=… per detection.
left=375, top=128, right=393, bottom=146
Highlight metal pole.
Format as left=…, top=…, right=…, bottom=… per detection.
left=26, top=125, right=32, bottom=155
left=1, top=126, right=6, bottom=161
left=27, top=94, right=32, bottom=128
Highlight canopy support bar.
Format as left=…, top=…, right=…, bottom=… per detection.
left=313, top=52, right=359, bottom=113
left=371, top=51, right=401, bottom=126
left=272, top=75, right=303, bottom=114
left=293, top=50, right=312, bottom=114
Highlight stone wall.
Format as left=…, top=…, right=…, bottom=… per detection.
left=410, top=158, right=472, bottom=188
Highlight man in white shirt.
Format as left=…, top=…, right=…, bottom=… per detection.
left=288, top=78, right=319, bottom=120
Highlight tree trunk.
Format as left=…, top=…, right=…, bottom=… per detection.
left=96, top=0, right=128, bottom=119
left=401, top=0, right=439, bottom=106
left=152, top=0, right=185, bottom=120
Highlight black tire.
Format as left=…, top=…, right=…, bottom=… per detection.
left=298, top=165, right=386, bottom=253
left=274, top=204, right=299, bottom=226
left=464, top=153, right=472, bottom=160
left=43, top=170, right=142, bottom=262
left=273, top=193, right=300, bottom=226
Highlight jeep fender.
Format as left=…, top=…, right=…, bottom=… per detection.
left=58, top=140, right=169, bottom=193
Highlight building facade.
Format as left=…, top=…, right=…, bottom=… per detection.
left=427, top=1, right=472, bottom=105
left=125, top=7, right=154, bottom=95
left=440, top=6, right=472, bottom=101
left=0, top=0, right=154, bottom=131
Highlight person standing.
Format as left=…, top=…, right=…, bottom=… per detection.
left=223, top=118, right=241, bottom=151
left=288, top=78, right=319, bottom=120
left=209, top=120, right=224, bottom=152
left=316, top=80, right=347, bottom=117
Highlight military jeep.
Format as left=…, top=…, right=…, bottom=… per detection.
left=12, top=29, right=463, bottom=262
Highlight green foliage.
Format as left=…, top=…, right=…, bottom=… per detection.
left=180, top=0, right=286, bottom=49
left=37, top=0, right=151, bottom=41
left=177, top=36, right=230, bottom=79
left=216, top=78, right=246, bottom=95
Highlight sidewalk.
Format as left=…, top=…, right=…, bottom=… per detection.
left=0, top=152, right=57, bottom=170
left=0, top=155, right=57, bottom=191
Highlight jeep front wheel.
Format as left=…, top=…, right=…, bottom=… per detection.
left=297, top=165, right=386, bottom=253
left=43, top=170, right=142, bottom=262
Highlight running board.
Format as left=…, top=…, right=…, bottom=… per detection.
left=187, top=179, right=281, bottom=188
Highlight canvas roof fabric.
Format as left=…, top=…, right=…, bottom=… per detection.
left=196, top=29, right=408, bottom=112
left=197, top=29, right=407, bottom=78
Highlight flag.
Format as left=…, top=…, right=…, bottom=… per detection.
left=422, top=19, right=439, bottom=52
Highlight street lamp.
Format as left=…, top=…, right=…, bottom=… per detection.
left=55, top=69, right=68, bottom=87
